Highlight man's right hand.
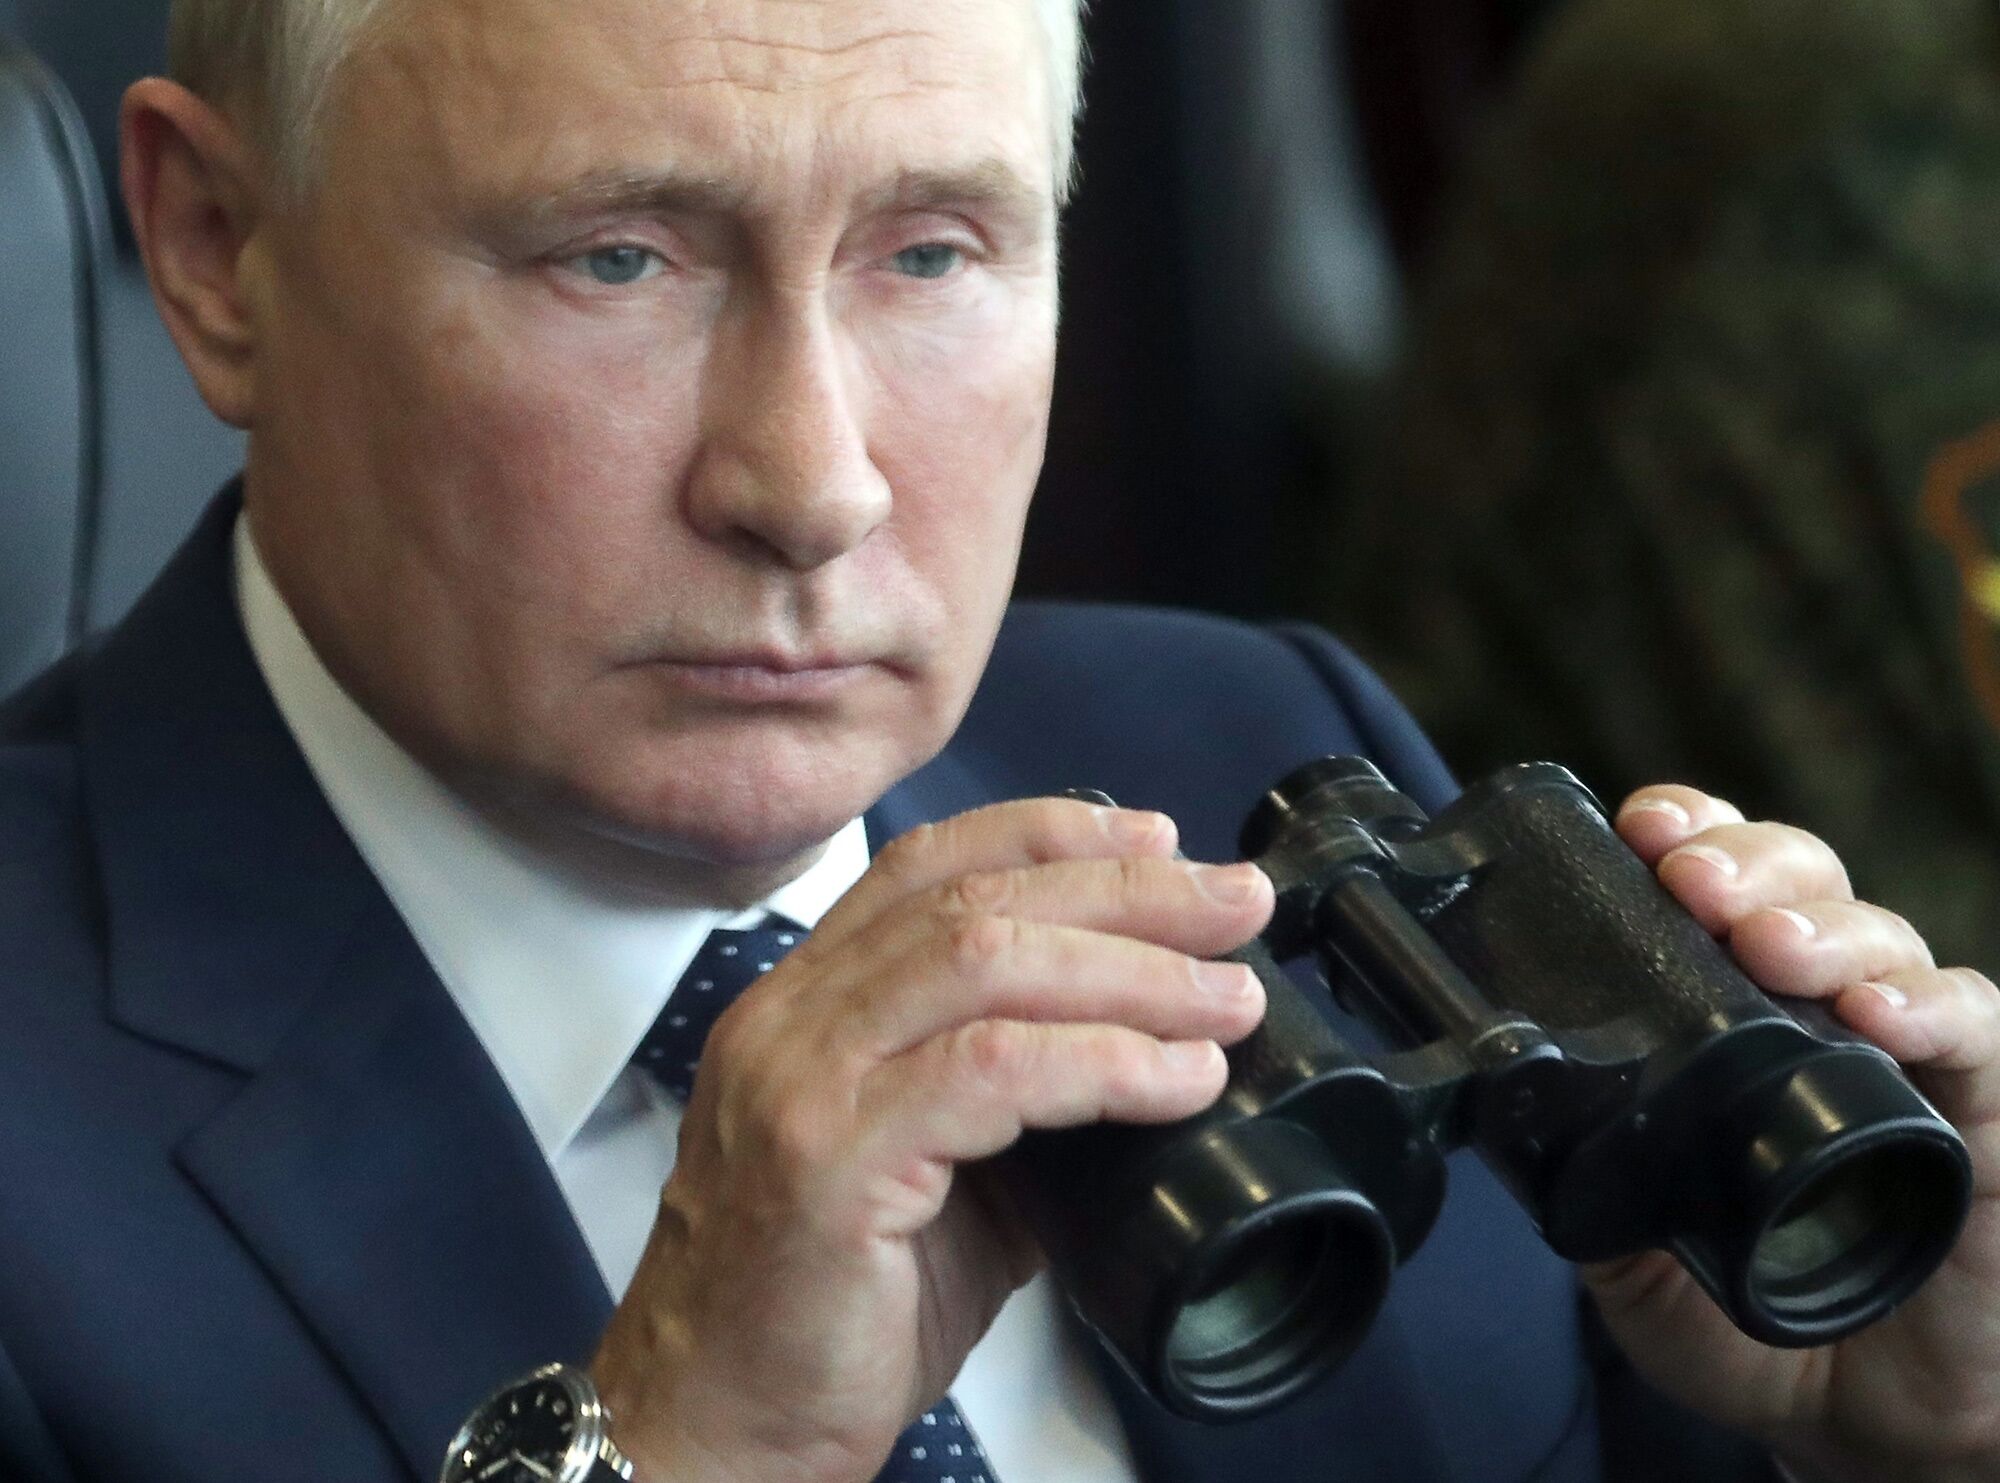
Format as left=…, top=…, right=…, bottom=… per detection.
left=590, top=799, right=1274, bottom=1483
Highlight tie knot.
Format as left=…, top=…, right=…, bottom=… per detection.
left=633, top=922, right=803, bottom=1101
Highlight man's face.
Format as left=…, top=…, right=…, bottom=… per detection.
left=240, top=0, right=1061, bottom=870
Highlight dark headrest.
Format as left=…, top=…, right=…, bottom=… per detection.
left=10, top=0, right=167, bottom=246
left=0, top=35, right=108, bottom=696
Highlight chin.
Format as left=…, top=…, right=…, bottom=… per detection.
left=566, top=729, right=921, bottom=868
left=633, top=798, right=861, bottom=870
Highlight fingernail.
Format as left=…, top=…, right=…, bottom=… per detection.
left=1862, top=981, right=1909, bottom=1010
left=1772, top=908, right=1818, bottom=939
left=1665, top=843, right=1739, bottom=879
left=1102, top=808, right=1165, bottom=847
left=1193, top=959, right=1261, bottom=1003
left=1162, top=1040, right=1221, bottom=1073
left=1626, top=798, right=1692, bottom=827
left=1193, top=862, right=1268, bottom=905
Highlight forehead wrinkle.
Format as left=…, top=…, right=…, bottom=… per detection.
left=347, top=0, right=1053, bottom=216
left=686, top=33, right=943, bottom=103
left=700, top=29, right=938, bottom=57
left=631, top=69, right=958, bottom=99
left=652, top=0, right=1034, bottom=97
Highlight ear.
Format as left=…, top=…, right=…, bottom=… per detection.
left=119, top=78, right=267, bottom=429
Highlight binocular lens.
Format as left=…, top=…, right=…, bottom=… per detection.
left=1113, top=1116, right=1405, bottom=1418
left=1687, top=1052, right=1975, bottom=1344
left=1751, top=1143, right=1959, bottom=1321
left=1163, top=1214, right=1387, bottom=1408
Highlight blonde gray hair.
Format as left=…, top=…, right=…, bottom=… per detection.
left=167, top=0, right=1090, bottom=200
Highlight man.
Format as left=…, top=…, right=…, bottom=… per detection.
left=0, top=1, right=1992, bottom=1481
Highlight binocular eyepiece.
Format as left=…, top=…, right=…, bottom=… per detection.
left=1003, top=759, right=1973, bottom=1421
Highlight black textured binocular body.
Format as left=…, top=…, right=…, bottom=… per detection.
left=1002, top=758, right=1973, bottom=1423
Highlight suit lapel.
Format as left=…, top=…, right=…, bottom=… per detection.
left=175, top=888, right=612, bottom=1477
left=78, top=492, right=609, bottom=1480
left=865, top=740, right=995, bottom=848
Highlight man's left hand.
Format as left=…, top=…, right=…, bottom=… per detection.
left=1588, top=785, right=2000, bottom=1483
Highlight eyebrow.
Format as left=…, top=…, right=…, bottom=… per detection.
left=508, top=169, right=748, bottom=229
left=855, top=158, right=1050, bottom=221
left=505, top=157, right=1050, bottom=231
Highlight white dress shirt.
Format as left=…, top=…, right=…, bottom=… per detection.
left=232, top=516, right=1139, bottom=1481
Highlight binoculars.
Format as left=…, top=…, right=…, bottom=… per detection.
left=1004, top=758, right=1973, bottom=1422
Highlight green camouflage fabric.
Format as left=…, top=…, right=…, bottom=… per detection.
left=1318, top=0, right=2000, bottom=971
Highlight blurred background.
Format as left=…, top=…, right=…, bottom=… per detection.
left=6, top=0, right=1998, bottom=966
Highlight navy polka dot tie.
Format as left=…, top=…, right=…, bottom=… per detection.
left=633, top=923, right=1001, bottom=1483
left=633, top=921, right=807, bottom=1101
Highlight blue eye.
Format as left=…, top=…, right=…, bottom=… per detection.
left=891, top=243, right=962, bottom=280
left=574, top=246, right=663, bottom=286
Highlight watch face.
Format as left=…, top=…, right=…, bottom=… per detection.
left=443, top=1371, right=587, bottom=1482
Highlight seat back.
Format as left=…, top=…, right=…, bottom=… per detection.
left=0, top=33, right=107, bottom=697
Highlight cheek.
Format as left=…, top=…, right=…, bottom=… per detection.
left=365, top=278, right=712, bottom=610
left=856, top=286, right=1057, bottom=584
left=855, top=335, right=1053, bottom=747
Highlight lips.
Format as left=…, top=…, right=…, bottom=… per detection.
left=649, top=652, right=881, bottom=702
left=677, top=650, right=867, bottom=674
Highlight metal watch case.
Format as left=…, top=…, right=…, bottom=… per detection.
left=438, top=1361, right=635, bottom=1483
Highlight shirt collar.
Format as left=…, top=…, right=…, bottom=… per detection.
left=231, top=514, right=871, bottom=1160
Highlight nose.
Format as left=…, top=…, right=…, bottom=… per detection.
left=685, top=295, right=892, bottom=572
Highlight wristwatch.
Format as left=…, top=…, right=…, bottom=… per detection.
left=438, top=1362, right=636, bottom=1483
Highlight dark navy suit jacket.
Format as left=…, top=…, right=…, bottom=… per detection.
left=0, top=496, right=1772, bottom=1482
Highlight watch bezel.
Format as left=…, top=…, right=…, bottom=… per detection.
left=439, top=1362, right=617, bottom=1483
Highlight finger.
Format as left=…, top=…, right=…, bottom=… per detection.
left=806, top=856, right=1273, bottom=1053
left=1654, top=821, right=1854, bottom=935
left=1727, top=900, right=1935, bottom=999
left=1616, top=785, right=1747, bottom=865
left=843, top=915, right=1267, bottom=1059
left=920, top=853, right=1272, bottom=953
left=821, top=799, right=1180, bottom=942
left=870, top=851, right=1272, bottom=978
left=1828, top=967, right=2000, bottom=1079
left=859, top=1019, right=1230, bottom=1169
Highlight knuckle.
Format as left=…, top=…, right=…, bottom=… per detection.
left=1729, top=818, right=1784, bottom=847
left=1095, top=1034, right=1157, bottom=1106
left=1877, top=908, right=1935, bottom=964
left=1021, top=798, right=1084, bottom=864
left=1734, top=820, right=1847, bottom=887
left=952, top=1018, right=1032, bottom=1093
left=702, top=1005, right=746, bottom=1067
left=947, top=912, right=1017, bottom=979
left=1791, top=825, right=1850, bottom=878
left=1760, top=821, right=1820, bottom=860
left=1951, top=967, right=2000, bottom=1012
left=943, top=868, right=1015, bottom=916
left=699, top=991, right=775, bottom=1074
left=1873, top=905, right=1916, bottom=937
left=761, top=1094, right=831, bottom=1180
left=1115, top=852, right=1157, bottom=902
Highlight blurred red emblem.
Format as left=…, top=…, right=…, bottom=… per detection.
left=1922, top=421, right=2000, bottom=739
